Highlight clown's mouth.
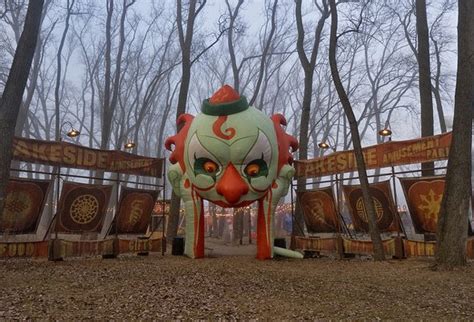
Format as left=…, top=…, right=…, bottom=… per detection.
left=212, top=199, right=255, bottom=208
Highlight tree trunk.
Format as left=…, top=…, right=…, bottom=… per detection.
left=232, top=208, right=243, bottom=244
left=293, top=0, right=329, bottom=242
left=431, top=38, right=447, bottom=133
left=0, top=0, right=44, bottom=215
left=209, top=202, right=217, bottom=238
left=101, top=0, right=114, bottom=149
left=328, top=0, right=384, bottom=260
left=248, top=0, right=278, bottom=106
left=435, top=0, right=474, bottom=268
left=55, top=0, right=74, bottom=141
left=166, top=0, right=203, bottom=241
left=415, top=0, right=434, bottom=176
left=225, top=0, right=243, bottom=92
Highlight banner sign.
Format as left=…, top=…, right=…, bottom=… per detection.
left=342, top=237, right=396, bottom=256
left=55, top=182, right=112, bottom=233
left=400, top=176, right=445, bottom=234
left=294, top=236, right=337, bottom=252
left=1, top=178, right=51, bottom=233
left=295, top=132, right=452, bottom=178
left=298, top=187, right=339, bottom=233
left=343, top=181, right=400, bottom=233
left=115, top=187, right=159, bottom=234
left=56, top=238, right=163, bottom=258
left=403, top=239, right=435, bottom=257
left=0, top=241, right=49, bottom=258
left=118, top=238, right=163, bottom=253
left=58, top=239, right=114, bottom=257
left=12, top=137, right=164, bottom=177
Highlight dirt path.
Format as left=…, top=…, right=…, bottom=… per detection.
left=205, top=237, right=257, bottom=256
left=1, top=252, right=473, bottom=320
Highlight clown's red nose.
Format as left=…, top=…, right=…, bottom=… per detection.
left=216, top=163, right=249, bottom=204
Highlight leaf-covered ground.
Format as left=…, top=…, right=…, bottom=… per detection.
left=1, top=244, right=473, bottom=320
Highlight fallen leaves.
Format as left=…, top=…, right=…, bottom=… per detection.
left=0, top=249, right=473, bottom=319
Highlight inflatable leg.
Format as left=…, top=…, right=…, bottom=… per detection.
left=256, top=190, right=274, bottom=260
left=183, top=190, right=205, bottom=259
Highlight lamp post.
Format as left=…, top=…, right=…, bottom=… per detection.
left=379, top=126, right=407, bottom=258
left=104, top=139, right=137, bottom=259
left=48, top=122, right=80, bottom=261
left=56, top=122, right=80, bottom=225
left=60, top=121, right=81, bottom=141
left=318, top=138, right=343, bottom=234
left=57, top=122, right=80, bottom=218
left=120, top=141, right=136, bottom=221
left=124, top=140, right=138, bottom=190
left=378, top=126, right=405, bottom=237
left=55, top=122, right=80, bottom=232
left=318, top=138, right=353, bottom=257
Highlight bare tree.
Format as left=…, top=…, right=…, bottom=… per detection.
left=0, top=0, right=44, bottom=214
left=54, top=0, right=75, bottom=141
left=168, top=0, right=225, bottom=241
left=428, top=1, right=455, bottom=134
left=293, top=0, right=329, bottom=239
left=328, top=0, right=385, bottom=260
left=101, top=0, right=136, bottom=151
left=73, top=11, right=103, bottom=149
left=392, top=0, right=455, bottom=135
left=415, top=0, right=434, bottom=175
left=14, top=0, right=53, bottom=137
left=248, top=0, right=278, bottom=106
left=167, top=0, right=206, bottom=241
left=225, top=0, right=244, bottom=92
left=435, top=0, right=473, bottom=268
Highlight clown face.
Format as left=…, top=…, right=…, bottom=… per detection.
left=165, top=85, right=298, bottom=259
left=184, top=106, right=279, bottom=207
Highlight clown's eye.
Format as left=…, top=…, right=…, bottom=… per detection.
left=203, top=160, right=218, bottom=173
left=195, top=158, right=219, bottom=176
left=245, top=163, right=260, bottom=177
left=188, top=134, right=222, bottom=178
left=244, top=159, right=268, bottom=178
left=242, top=130, right=272, bottom=174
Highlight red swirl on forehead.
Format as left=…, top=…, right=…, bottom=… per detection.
left=212, top=115, right=236, bottom=140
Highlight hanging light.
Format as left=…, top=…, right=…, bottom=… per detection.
left=318, top=141, right=330, bottom=149
left=124, top=141, right=136, bottom=150
left=378, top=128, right=392, bottom=137
left=66, top=128, right=80, bottom=138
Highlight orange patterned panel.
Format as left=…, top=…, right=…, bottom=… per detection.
left=343, top=181, right=400, bottom=233
left=1, top=179, right=50, bottom=234
left=298, top=187, right=338, bottom=233
left=56, top=182, right=112, bottom=233
left=115, top=187, right=159, bottom=234
left=400, top=176, right=444, bottom=234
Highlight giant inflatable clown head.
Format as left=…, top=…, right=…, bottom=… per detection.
left=165, top=85, right=298, bottom=259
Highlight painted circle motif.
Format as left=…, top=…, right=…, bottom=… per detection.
left=69, top=194, right=99, bottom=224
left=3, top=191, right=33, bottom=227
left=355, top=196, right=383, bottom=223
left=348, top=186, right=395, bottom=232
left=1, top=180, right=47, bottom=233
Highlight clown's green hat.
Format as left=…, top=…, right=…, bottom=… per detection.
left=202, top=85, right=249, bottom=116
